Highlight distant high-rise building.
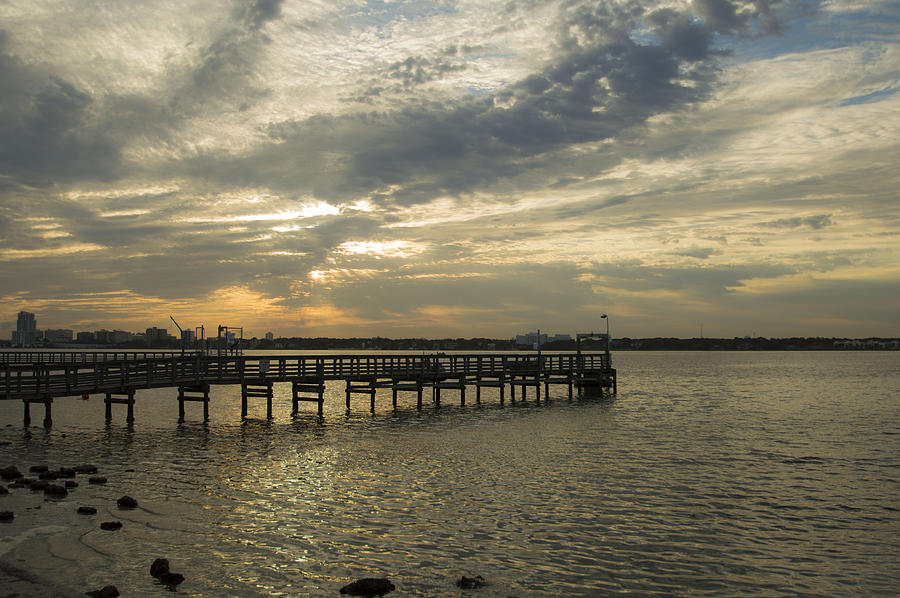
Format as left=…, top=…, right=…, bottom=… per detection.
left=12, top=311, right=38, bottom=346
left=265, top=331, right=274, bottom=341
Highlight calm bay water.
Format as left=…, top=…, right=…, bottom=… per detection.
left=1, top=351, right=898, bottom=596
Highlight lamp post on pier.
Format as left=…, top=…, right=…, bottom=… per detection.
left=601, top=313, right=610, bottom=356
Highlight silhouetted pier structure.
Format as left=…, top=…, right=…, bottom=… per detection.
left=0, top=351, right=615, bottom=426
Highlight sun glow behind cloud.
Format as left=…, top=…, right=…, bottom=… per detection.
left=337, top=241, right=426, bottom=258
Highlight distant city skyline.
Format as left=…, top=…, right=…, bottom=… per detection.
left=1, top=1, right=897, bottom=339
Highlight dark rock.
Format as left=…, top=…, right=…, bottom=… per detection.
left=18, top=477, right=37, bottom=487
left=125, top=468, right=134, bottom=473
left=0, top=511, right=12, bottom=521
left=339, top=578, right=395, bottom=596
left=457, top=575, right=487, bottom=589
left=100, top=521, right=122, bottom=531
left=150, top=558, right=170, bottom=578
left=65, top=480, right=79, bottom=489
left=74, top=464, right=98, bottom=474
left=29, top=465, right=49, bottom=473
left=58, top=467, right=76, bottom=478
left=44, top=484, right=68, bottom=498
left=116, top=495, right=138, bottom=509
left=88, top=476, right=107, bottom=485
left=30, top=480, right=50, bottom=492
left=159, top=572, right=185, bottom=587
left=10, top=480, right=28, bottom=489
left=0, top=465, right=22, bottom=480
left=38, top=471, right=59, bottom=480
left=77, top=506, right=98, bottom=515
left=85, top=585, right=120, bottom=598
left=0, top=484, right=7, bottom=495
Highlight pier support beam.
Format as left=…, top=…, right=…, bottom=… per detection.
left=242, top=381, right=273, bottom=419
left=509, top=373, right=541, bottom=402
left=475, top=374, right=505, bottom=405
left=391, top=378, right=423, bottom=410
left=346, top=378, right=376, bottom=413
left=544, top=372, right=574, bottom=400
left=23, top=396, right=53, bottom=427
left=432, top=375, right=466, bottom=407
left=292, top=378, right=325, bottom=416
left=178, top=384, right=210, bottom=422
left=104, top=389, right=135, bottom=424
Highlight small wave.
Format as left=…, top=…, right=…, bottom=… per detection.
left=0, top=525, right=68, bottom=558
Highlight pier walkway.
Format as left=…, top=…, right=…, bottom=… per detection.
left=0, top=351, right=616, bottom=426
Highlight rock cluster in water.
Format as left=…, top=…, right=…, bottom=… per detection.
left=44, top=484, right=68, bottom=499
left=85, top=585, right=119, bottom=598
left=339, top=578, right=396, bottom=596
left=116, top=495, right=138, bottom=509
left=0, top=465, right=23, bottom=480
left=457, top=575, right=487, bottom=589
left=150, top=557, right=185, bottom=588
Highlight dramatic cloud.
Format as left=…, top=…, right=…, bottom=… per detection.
left=0, top=0, right=897, bottom=339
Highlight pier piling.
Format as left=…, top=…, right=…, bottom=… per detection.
left=292, top=378, right=325, bottom=416
left=104, top=389, right=135, bottom=424
left=241, top=381, right=273, bottom=419
left=23, top=396, right=53, bottom=427
left=178, top=384, right=210, bottom=422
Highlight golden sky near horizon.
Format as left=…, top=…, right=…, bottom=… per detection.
left=1, top=0, right=898, bottom=339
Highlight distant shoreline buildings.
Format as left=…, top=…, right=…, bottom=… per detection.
left=3, top=311, right=898, bottom=350
left=514, top=331, right=572, bottom=348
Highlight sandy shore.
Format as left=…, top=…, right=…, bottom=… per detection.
left=0, top=559, right=87, bottom=598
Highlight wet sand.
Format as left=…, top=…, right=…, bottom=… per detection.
left=0, top=559, right=86, bottom=597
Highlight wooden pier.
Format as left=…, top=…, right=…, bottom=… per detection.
left=0, top=351, right=616, bottom=426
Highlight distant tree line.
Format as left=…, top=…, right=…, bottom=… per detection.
left=609, top=337, right=899, bottom=351
left=3, top=335, right=896, bottom=351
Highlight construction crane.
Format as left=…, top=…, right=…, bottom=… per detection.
left=170, top=315, right=186, bottom=355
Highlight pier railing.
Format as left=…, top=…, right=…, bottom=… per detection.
left=1, top=352, right=612, bottom=401
left=0, top=350, right=197, bottom=364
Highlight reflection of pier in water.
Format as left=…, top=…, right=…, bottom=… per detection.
left=0, top=351, right=616, bottom=426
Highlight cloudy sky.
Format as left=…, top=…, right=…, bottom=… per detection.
left=0, top=0, right=897, bottom=340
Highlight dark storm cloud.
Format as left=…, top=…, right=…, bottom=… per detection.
left=762, top=214, right=833, bottom=229
left=174, top=0, right=285, bottom=113
left=388, top=53, right=467, bottom=88
left=0, top=31, right=120, bottom=186
left=670, top=245, right=719, bottom=259
left=246, top=0, right=284, bottom=29
left=348, top=46, right=469, bottom=102
left=222, top=0, right=802, bottom=206
left=595, top=260, right=796, bottom=294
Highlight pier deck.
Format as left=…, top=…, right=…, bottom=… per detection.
left=0, top=351, right=615, bottom=424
